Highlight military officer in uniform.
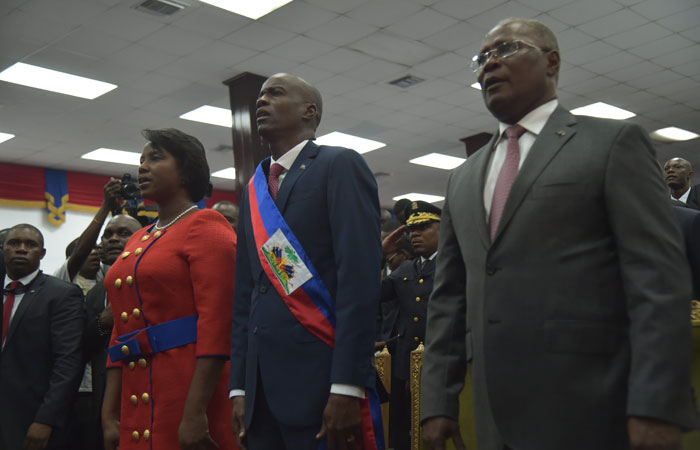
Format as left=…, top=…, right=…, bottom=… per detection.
left=380, top=201, right=441, bottom=450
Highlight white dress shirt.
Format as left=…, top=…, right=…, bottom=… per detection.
left=483, top=99, right=559, bottom=217
left=3, top=268, right=40, bottom=347
left=675, top=188, right=691, bottom=203
left=230, top=139, right=365, bottom=400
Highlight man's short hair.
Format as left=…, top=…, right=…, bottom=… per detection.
left=7, top=223, right=44, bottom=248
left=493, top=18, right=559, bottom=53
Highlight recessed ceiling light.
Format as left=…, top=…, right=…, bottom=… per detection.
left=650, top=127, right=699, bottom=142
left=82, top=148, right=141, bottom=166
left=315, top=132, right=386, bottom=154
left=570, top=102, right=635, bottom=120
left=0, top=62, right=117, bottom=99
left=470, top=82, right=481, bottom=90
left=198, top=0, right=293, bottom=19
left=410, top=152, right=466, bottom=170
left=392, top=193, right=445, bottom=203
left=0, top=132, right=15, bottom=144
left=180, top=105, right=232, bottom=128
left=212, top=167, right=237, bottom=179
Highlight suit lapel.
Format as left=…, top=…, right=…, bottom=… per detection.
left=468, top=133, right=499, bottom=250
left=275, top=141, right=321, bottom=214
left=492, top=107, right=577, bottom=243
left=5, top=273, right=44, bottom=345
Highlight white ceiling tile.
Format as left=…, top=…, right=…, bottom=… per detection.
left=173, top=4, right=251, bottom=39
left=139, top=26, right=213, bottom=57
left=403, top=99, right=454, bottom=118
left=54, top=26, right=132, bottom=60
left=222, top=22, right=297, bottom=52
left=189, top=41, right=257, bottom=69
left=530, top=13, right=573, bottom=32
left=346, top=0, right=423, bottom=27
left=651, top=45, right=700, bottom=69
left=409, top=78, right=465, bottom=98
left=658, top=6, right=700, bottom=32
left=554, top=28, right=597, bottom=52
left=307, top=48, right=372, bottom=74
left=632, top=0, right=698, bottom=20
left=549, top=0, right=623, bottom=26
left=303, top=0, right=371, bottom=14
left=349, top=31, right=441, bottom=66
left=87, top=7, right=166, bottom=42
left=431, top=0, right=507, bottom=21
left=606, top=60, right=664, bottom=82
left=646, top=76, right=699, bottom=97
left=0, top=9, right=74, bottom=46
left=306, top=16, right=378, bottom=46
left=343, top=59, right=407, bottom=83
left=517, top=0, right=577, bottom=11
left=267, top=36, right=334, bottom=63
left=233, top=52, right=297, bottom=78
left=314, top=75, right=368, bottom=96
left=423, top=21, right=488, bottom=52
left=380, top=92, right=428, bottom=110
left=581, top=51, right=643, bottom=75
left=288, top=64, right=336, bottom=84
left=613, top=0, right=646, bottom=5
left=626, top=69, right=684, bottom=90
left=413, top=53, right=470, bottom=77
left=604, top=22, right=673, bottom=49
left=577, top=9, right=649, bottom=38
left=430, top=106, right=480, bottom=126
left=24, top=46, right=100, bottom=75
left=347, top=84, right=401, bottom=103
left=562, top=41, right=619, bottom=65
left=437, top=87, right=483, bottom=107
left=386, top=8, right=458, bottom=40
left=108, top=43, right=180, bottom=73
left=680, top=25, right=700, bottom=42
left=558, top=67, right=598, bottom=88
left=560, top=76, right=618, bottom=96
left=18, top=0, right=109, bottom=28
left=259, top=1, right=337, bottom=33
left=674, top=59, right=700, bottom=78
left=628, top=34, right=695, bottom=59
left=468, top=2, right=541, bottom=28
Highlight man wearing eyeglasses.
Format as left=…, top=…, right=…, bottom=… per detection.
left=419, top=17, right=698, bottom=450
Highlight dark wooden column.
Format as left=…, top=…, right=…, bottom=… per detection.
left=223, top=72, right=268, bottom=194
left=460, top=132, right=494, bottom=157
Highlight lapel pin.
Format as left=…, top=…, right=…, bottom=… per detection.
left=557, top=130, right=567, bottom=137
left=300, top=164, right=306, bottom=170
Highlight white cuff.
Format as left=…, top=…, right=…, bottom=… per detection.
left=330, top=383, right=365, bottom=399
left=229, top=389, right=245, bottom=399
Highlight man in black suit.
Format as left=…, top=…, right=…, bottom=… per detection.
left=664, top=157, right=700, bottom=210
left=71, top=214, right=141, bottom=450
left=0, top=224, right=84, bottom=449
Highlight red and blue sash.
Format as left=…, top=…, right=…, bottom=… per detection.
left=249, top=160, right=385, bottom=450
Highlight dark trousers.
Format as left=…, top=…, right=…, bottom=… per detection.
left=66, top=392, right=103, bottom=450
left=247, top=376, right=321, bottom=450
left=388, top=376, right=410, bottom=450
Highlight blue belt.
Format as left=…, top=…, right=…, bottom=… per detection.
left=108, top=314, right=198, bottom=363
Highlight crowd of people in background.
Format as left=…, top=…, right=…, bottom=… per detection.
left=1, top=16, right=698, bottom=450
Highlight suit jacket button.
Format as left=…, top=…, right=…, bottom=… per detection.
left=130, top=395, right=138, bottom=405
left=132, top=308, right=141, bottom=319
left=115, top=278, right=122, bottom=288
left=419, top=278, right=424, bottom=284
left=415, top=296, right=421, bottom=302
left=414, top=336, right=420, bottom=342
left=121, top=312, right=129, bottom=323
left=486, top=266, right=497, bottom=275
left=135, top=247, right=143, bottom=255
left=132, top=431, right=140, bottom=441
left=259, top=285, right=267, bottom=293
left=413, top=316, right=419, bottom=323
left=121, top=345, right=130, bottom=356
left=143, top=429, right=150, bottom=440
left=141, top=393, right=150, bottom=403
left=138, top=358, right=147, bottom=368
left=128, top=362, right=136, bottom=370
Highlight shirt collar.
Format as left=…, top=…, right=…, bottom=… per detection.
left=4, top=268, right=40, bottom=290
left=270, top=139, right=309, bottom=172
left=420, top=251, right=438, bottom=265
left=497, top=99, right=559, bottom=141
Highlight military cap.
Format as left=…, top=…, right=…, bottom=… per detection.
left=405, top=201, right=441, bottom=227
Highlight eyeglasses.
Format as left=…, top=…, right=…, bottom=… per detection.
left=470, top=40, right=549, bottom=72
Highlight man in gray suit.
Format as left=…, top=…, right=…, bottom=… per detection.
left=420, top=18, right=698, bottom=450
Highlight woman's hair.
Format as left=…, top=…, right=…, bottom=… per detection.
left=141, top=128, right=210, bottom=202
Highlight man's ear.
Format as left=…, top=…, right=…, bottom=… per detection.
left=302, top=103, right=317, bottom=122
left=40, top=248, right=46, bottom=260
left=546, top=50, right=560, bottom=79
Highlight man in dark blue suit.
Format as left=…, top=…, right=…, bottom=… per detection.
left=229, top=73, right=382, bottom=450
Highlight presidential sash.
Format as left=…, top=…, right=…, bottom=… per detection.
left=248, top=159, right=384, bottom=450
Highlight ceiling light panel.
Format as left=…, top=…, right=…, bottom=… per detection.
left=392, top=193, right=445, bottom=203
left=410, top=152, right=466, bottom=170
left=212, top=167, right=237, bottom=179
left=180, top=105, right=232, bottom=127
left=82, top=148, right=141, bottom=165
left=315, top=132, right=386, bottom=154
left=0, top=133, right=15, bottom=144
left=0, top=63, right=117, bottom=99
left=198, top=0, right=293, bottom=20
left=651, top=127, right=699, bottom=142
left=570, top=102, right=635, bottom=120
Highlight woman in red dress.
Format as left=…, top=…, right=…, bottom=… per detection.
left=102, top=128, right=237, bottom=450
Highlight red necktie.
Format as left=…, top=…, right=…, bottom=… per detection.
left=2, top=281, right=22, bottom=344
left=268, top=163, right=285, bottom=200
left=489, top=125, right=526, bottom=240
